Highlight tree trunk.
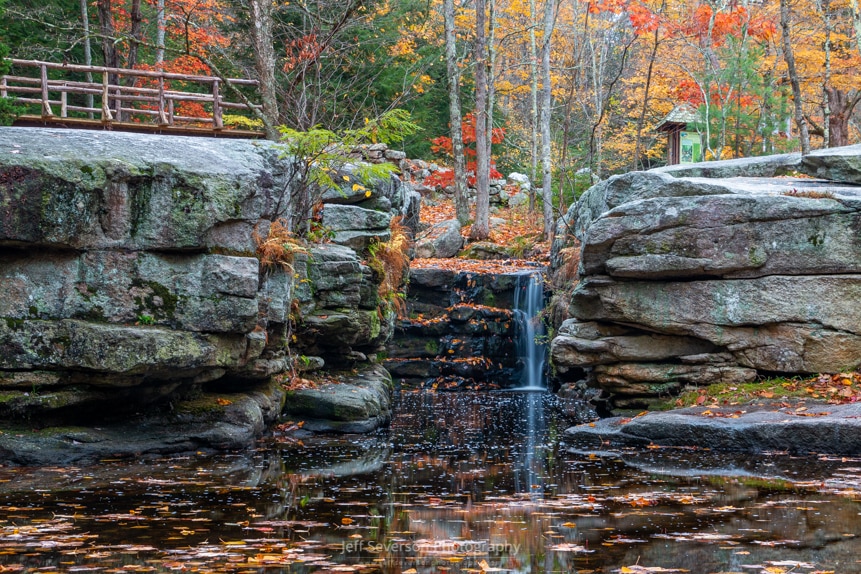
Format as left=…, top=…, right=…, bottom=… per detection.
left=443, top=0, right=469, bottom=225
left=529, top=0, right=539, bottom=211
left=819, top=0, right=832, bottom=146
left=126, top=0, right=142, bottom=72
left=486, top=0, right=497, bottom=177
left=540, top=0, right=556, bottom=241
left=96, top=0, right=119, bottom=115
left=249, top=0, right=280, bottom=140
left=80, top=0, right=94, bottom=116
left=780, top=0, right=810, bottom=155
left=826, top=87, right=861, bottom=148
left=632, top=22, right=660, bottom=171
left=471, top=0, right=490, bottom=241
left=156, top=0, right=166, bottom=66
left=96, top=0, right=119, bottom=71
left=850, top=0, right=861, bottom=55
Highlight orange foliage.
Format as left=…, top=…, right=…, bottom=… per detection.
left=284, top=34, right=324, bottom=72
left=425, top=113, right=506, bottom=189
left=418, top=199, right=549, bottom=266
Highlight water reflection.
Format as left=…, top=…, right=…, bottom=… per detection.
left=0, top=391, right=860, bottom=573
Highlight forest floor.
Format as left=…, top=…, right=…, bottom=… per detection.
left=417, top=194, right=551, bottom=264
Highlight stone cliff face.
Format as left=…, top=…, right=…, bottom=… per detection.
left=0, top=127, right=412, bottom=461
left=551, top=147, right=861, bottom=409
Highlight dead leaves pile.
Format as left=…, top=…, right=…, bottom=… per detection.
left=419, top=200, right=549, bottom=263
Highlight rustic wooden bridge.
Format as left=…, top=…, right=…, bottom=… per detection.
left=1, top=59, right=265, bottom=138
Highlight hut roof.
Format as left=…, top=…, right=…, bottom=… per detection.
left=656, top=103, right=702, bottom=131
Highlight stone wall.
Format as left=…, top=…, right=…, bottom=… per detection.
left=0, top=127, right=414, bottom=460
left=550, top=147, right=861, bottom=410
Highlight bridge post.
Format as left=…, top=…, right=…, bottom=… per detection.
left=40, top=64, right=53, bottom=118
left=157, top=76, right=168, bottom=125
left=101, top=72, right=114, bottom=122
left=212, top=79, right=223, bottom=130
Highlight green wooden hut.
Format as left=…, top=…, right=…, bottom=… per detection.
left=656, top=104, right=704, bottom=165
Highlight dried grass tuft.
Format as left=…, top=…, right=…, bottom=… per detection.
left=371, top=216, right=412, bottom=317
left=254, top=218, right=309, bottom=270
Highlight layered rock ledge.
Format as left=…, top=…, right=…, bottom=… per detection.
left=565, top=402, right=861, bottom=455
left=0, top=127, right=412, bottom=462
left=551, top=146, right=861, bottom=410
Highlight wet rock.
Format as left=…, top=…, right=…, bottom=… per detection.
left=565, top=402, right=861, bottom=454
left=0, top=378, right=285, bottom=466
left=282, top=364, right=393, bottom=433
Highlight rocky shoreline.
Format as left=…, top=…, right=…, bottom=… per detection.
left=565, top=400, right=861, bottom=455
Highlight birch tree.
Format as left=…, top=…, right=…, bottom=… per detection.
left=780, top=0, right=810, bottom=154
left=539, top=0, right=556, bottom=240
left=444, top=0, right=470, bottom=225
left=472, top=0, right=491, bottom=241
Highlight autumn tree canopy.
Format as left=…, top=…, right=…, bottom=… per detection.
left=2, top=0, right=861, bottom=203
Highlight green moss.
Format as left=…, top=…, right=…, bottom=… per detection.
left=748, top=246, right=767, bottom=266
left=424, top=340, right=439, bottom=355
left=133, top=280, right=179, bottom=321
left=656, top=377, right=810, bottom=410
left=28, top=306, right=39, bottom=318
left=808, top=231, right=825, bottom=247
left=707, top=475, right=793, bottom=491
left=367, top=309, right=381, bottom=340
left=4, top=318, right=24, bottom=330
left=482, top=291, right=497, bottom=306
left=173, top=394, right=230, bottom=419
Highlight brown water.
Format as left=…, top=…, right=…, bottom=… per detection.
left=1, top=391, right=861, bottom=573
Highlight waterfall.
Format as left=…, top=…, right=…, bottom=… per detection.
left=513, top=271, right=546, bottom=390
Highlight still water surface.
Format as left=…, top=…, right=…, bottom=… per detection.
left=2, top=392, right=861, bottom=573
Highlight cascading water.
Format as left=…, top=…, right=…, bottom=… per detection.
left=513, top=270, right=547, bottom=390
left=511, top=270, right=548, bottom=497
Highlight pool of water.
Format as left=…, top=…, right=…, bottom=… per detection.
left=1, top=391, right=861, bottom=573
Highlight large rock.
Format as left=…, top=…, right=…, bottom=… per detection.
left=415, top=219, right=464, bottom=258
left=0, top=379, right=286, bottom=465
left=0, top=127, right=403, bottom=457
left=550, top=146, right=861, bottom=409
left=802, top=143, right=861, bottom=183
left=282, top=364, right=393, bottom=432
left=565, top=402, right=861, bottom=455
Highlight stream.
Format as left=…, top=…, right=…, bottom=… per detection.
left=2, top=391, right=861, bottom=573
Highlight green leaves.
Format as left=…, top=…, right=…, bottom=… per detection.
left=275, top=109, right=421, bottom=237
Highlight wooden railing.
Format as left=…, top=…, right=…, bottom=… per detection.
left=0, top=59, right=261, bottom=131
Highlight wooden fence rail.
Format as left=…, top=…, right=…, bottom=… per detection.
left=1, top=59, right=262, bottom=131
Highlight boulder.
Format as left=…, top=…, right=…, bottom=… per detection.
left=507, top=172, right=531, bottom=191
left=0, top=127, right=405, bottom=459
left=565, top=401, right=861, bottom=455
left=550, top=147, right=861, bottom=408
left=415, top=219, right=464, bottom=258
left=282, top=364, right=393, bottom=432
left=801, top=143, right=861, bottom=183
left=322, top=204, right=391, bottom=232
